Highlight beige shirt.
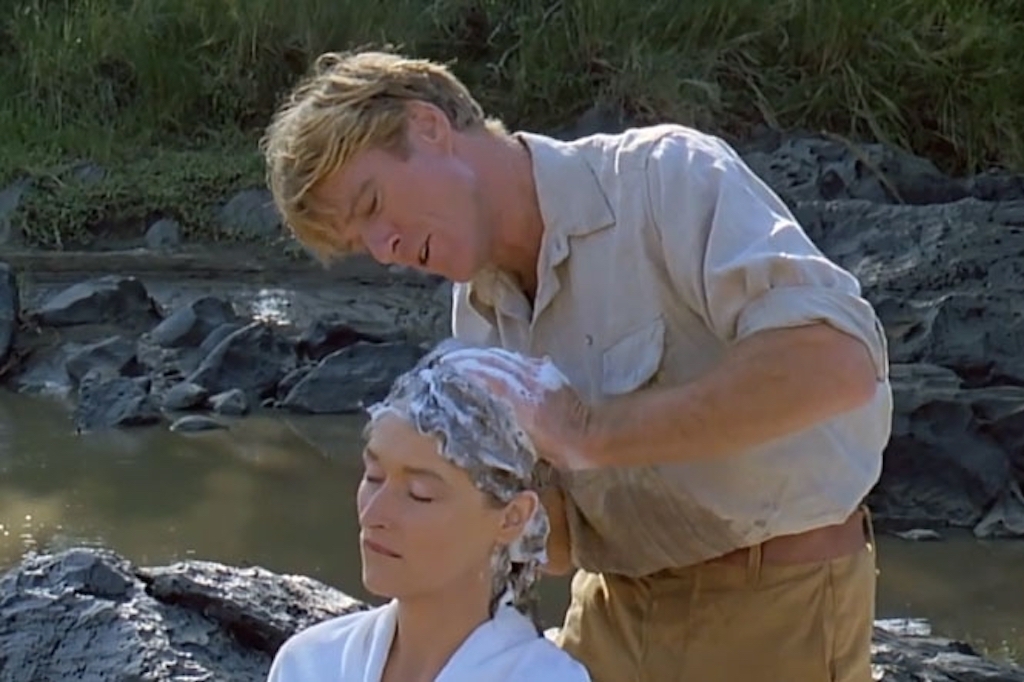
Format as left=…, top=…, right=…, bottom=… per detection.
left=452, top=124, right=893, bottom=577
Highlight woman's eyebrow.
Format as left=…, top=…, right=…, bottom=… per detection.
left=363, top=447, right=447, bottom=483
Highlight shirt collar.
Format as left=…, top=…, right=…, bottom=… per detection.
left=469, top=132, right=616, bottom=313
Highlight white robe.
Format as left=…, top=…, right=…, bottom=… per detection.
left=265, top=600, right=592, bottom=682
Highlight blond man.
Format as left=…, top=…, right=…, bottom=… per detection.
left=262, top=49, right=892, bottom=682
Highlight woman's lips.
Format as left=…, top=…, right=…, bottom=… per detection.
left=362, top=538, right=401, bottom=559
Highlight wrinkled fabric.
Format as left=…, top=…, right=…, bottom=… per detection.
left=266, top=600, right=592, bottom=682
left=453, top=123, right=893, bottom=575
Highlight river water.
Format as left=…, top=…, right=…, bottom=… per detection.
left=0, top=390, right=1021, bottom=663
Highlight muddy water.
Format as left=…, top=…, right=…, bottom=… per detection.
left=0, top=390, right=1020, bottom=663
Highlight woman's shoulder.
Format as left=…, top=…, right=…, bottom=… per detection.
left=507, top=633, right=592, bottom=682
left=266, top=605, right=388, bottom=682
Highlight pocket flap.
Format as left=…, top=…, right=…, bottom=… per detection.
left=601, top=317, right=665, bottom=395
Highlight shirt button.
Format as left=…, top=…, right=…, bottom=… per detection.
left=585, top=334, right=593, bottom=346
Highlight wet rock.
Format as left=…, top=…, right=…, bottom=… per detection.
left=210, top=388, right=249, bottom=416
left=150, top=295, right=239, bottom=349
left=145, top=217, right=182, bottom=250
left=64, top=335, right=141, bottom=386
left=0, top=262, right=17, bottom=364
left=296, top=316, right=397, bottom=362
left=187, top=322, right=296, bottom=399
left=892, top=529, right=943, bottom=542
left=199, top=321, right=244, bottom=356
left=219, top=188, right=281, bottom=240
left=31, top=275, right=161, bottom=328
left=871, top=624, right=1024, bottom=682
left=170, top=414, right=228, bottom=432
left=278, top=341, right=424, bottom=414
left=160, top=381, right=209, bottom=410
left=74, top=372, right=161, bottom=432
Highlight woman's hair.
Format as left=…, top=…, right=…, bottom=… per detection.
left=363, top=339, right=552, bottom=627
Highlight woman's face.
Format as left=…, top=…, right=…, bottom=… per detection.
left=356, top=411, right=536, bottom=603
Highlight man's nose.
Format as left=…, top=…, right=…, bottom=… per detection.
left=362, top=220, right=401, bottom=264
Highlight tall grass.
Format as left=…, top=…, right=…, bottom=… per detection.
left=1, top=0, right=1022, bottom=244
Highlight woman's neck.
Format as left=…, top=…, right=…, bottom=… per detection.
left=381, top=586, right=494, bottom=682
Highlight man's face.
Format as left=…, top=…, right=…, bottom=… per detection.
left=310, top=110, right=492, bottom=282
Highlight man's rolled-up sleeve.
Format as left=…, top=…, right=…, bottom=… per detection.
left=643, top=132, right=889, bottom=380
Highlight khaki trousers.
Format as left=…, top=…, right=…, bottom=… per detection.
left=554, top=515, right=877, bottom=682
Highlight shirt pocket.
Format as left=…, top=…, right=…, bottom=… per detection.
left=600, top=316, right=666, bottom=396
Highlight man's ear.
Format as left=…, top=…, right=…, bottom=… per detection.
left=496, top=491, right=539, bottom=545
left=404, top=100, right=454, bottom=152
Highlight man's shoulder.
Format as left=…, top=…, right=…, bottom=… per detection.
left=567, top=123, right=740, bottom=173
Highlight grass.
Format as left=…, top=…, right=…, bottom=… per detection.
left=2, top=0, right=1024, bottom=247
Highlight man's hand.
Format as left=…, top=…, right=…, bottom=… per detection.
left=455, top=350, right=599, bottom=471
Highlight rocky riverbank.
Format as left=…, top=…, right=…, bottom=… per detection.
left=2, top=128, right=1024, bottom=538
left=0, top=546, right=1019, bottom=682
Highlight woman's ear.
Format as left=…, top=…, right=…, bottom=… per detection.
left=495, top=491, right=539, bottom=545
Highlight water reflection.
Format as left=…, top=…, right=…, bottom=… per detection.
left=0, top=390, right=1019, bottom=661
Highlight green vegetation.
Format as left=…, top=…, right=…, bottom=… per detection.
left=2, top=0, right=1023, bottom=247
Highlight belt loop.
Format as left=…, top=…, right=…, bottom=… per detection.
left=746, top=542, right=763, bottom=585
left=861, top=504, right=876, bottom=551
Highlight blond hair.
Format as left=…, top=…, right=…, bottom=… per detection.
left=260, top=48, right=505, bottom=261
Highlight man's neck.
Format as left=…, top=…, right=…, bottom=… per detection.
left=458, top=130, right=545, bottom=300
left=381, top=588, right=492, bottom=682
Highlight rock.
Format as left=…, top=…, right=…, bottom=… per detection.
left=145, top=217, right=182, bottom=250
left=973, top=482, right=1024, bottom=539
left=199, top=321, right=244, bottom=356
left=70, top=161, right=106, bottom=185
left=741, top=132, right=970, bottom=206
left=278, top=341, right=424, bottom=414
left=210, top=388, right=249, bottom=416
left=160, top=381, right=209, bottom=410
left=0, top=547, right=365, bottom=682
left=170, top=414, right=228, bottom=433
left=32, top=275, right=160, bottom=328
left=186, top=322, right=296, bottom=399
left=869, top=364, right=1015, bottom=530
left=795, top=198, right=1024, bottom=533
left=892, top=529, right=943, bottom=542
left=871, top=624, right=1024, bottom=682
left=64, top=335, right=141, bottom=386
left=0, top=178, right=29, bottom=246
left=150, top=296, right=239, bottom=349
left=219, top=188, right=281, bottom=240
left=73, top=372, right=161, bottom=432
left=2, top=547, right=1020, bottom=682
left=296, top=316, right=398, bottom=362
left=0, top=262, right=17, bottom=364
left=137, top=555, right=367, bottom=654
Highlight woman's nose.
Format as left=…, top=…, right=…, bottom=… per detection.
left=358, top=484, right=395, bottom=529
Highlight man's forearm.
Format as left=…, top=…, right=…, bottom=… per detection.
left=583, top=323, right=880, bottom=468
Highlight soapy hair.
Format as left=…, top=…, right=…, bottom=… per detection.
left=364, top=339, right=553, bottom=628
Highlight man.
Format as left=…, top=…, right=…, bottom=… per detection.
left=262, top=49, right=893, bottom=682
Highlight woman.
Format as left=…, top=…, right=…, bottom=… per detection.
left=266, top=341, right=591, bottom=682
